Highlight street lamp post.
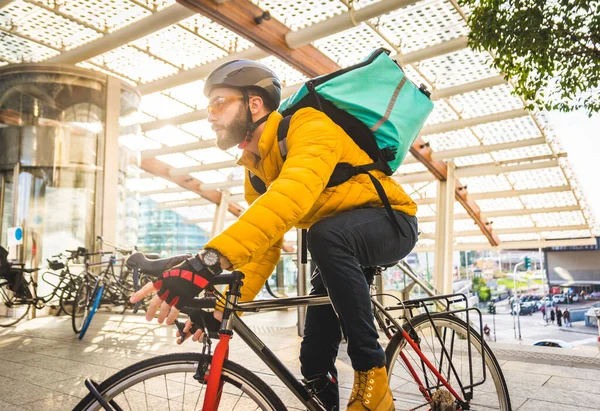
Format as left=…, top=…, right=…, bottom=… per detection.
left=513, top=261, right=524, bottom=340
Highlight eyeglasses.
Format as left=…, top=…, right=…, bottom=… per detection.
left=207, top=95, right=245, bottom=116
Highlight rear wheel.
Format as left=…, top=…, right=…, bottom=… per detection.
left=73, top=353, right=285, bottom=410
left=385, top=313, right=512, bottom=410
left=0, top=282, right=31, bottom=327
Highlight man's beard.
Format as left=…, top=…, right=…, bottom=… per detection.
left=215, top=104, right=249, bottom=150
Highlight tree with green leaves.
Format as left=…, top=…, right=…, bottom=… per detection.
left=459, top=0, right=600, bottom=114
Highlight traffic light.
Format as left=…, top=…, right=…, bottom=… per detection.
left=524, top=256, right=531, bottom=270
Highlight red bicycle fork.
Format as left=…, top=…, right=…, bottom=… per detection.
left=202, top=333, right=232, bottom=411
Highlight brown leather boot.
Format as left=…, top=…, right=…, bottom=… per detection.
left=346, top=365, right=394, bottom=411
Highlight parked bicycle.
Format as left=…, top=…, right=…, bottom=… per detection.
left=71, top=237, right=155, bottom=339
left=0, top=246, right=84, bottom=327
left=74, top=253, right=511, bottom=410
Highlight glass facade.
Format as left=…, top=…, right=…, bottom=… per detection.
left=0, top=65, right=140, bottom=266
left=136, top=197, right=210, bottom=257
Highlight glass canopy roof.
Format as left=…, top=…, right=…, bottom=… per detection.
left=1, top=0, right=597, bottom=250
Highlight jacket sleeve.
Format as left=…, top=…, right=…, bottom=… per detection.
left=205, top=109, right=342, bottom=269
left=236, top=237, right=282, bottom=302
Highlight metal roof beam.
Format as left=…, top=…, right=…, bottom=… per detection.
left=456, top=224, right=589, bottom=236
left=418, top=205, right=581, bottom=222
left=469, top=185, right=571, bottom=201
left=396, top=37, right=468, bottom=66
left=415, top=185, right=572, bottom=205
left=138, top=47, right=269, bottom=95
left=285, top=0, right=420, bottom=49
left=421, top=108, right=529, bottom=136
left=140, top=186, right=187, bottom=195
left=141, top=139, right=216, bottom=159
left=177, top=0, right=499, bottom=246
left=185, top=216, right=237, bottom=224
left=169, top=159, right=239, bottom=176
left=413, top=237, right=597, bottom=252
left=141, top=158, right=244, bottom=216
left=402, top=137, right=547, bottom=165
left=157, top=193, right=245, bottom=209
left=142, top=110, right=208, bottom=132
left=139, top=37, right=470, bottom=96
left=397, top=157, right=563, bottom=184
left=141, top=85, right=298, bottom=132
left=200, top=179, right=244, bottom=191
left=430, top=75, right=506, bottom=101
left=45, top=3, right=195, bottom=64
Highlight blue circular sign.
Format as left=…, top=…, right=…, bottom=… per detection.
left=15, top=227, right=22, bottom=241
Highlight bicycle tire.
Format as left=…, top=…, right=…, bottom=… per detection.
left=73, top=352, right=286, bottom=411
left=72, top=279, right=93, bottom=334
left=385, top=312, right=511, bottom=411
left=0, top=282, right=31, bottom=327
left=59, top=277, right=78, bottom=316
left=78, top=284, right=104, bottom=340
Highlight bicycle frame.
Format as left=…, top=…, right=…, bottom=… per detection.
left=197, top=272, right=477, bottom=411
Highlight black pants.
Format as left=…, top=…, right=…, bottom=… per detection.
left=299, top=207, right=418, bottom=379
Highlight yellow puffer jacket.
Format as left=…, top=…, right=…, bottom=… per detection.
left=205, top=108, right=416, bottom=302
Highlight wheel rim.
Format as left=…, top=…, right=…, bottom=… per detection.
left=80, top=361, right=275, bottom=411
left=387, top=316, right=510, bottom=410
left=73, top=281, right=91, bottom=331
left=0, top=283, right=31, bottom=327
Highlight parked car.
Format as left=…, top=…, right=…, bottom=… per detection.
left=552, top=294, right=566, bottom=304
left=511, top=303, right=534, bottom=316
left=532, top=339, right=572, bottom=349
left=537, top=297, right=554, bottom=309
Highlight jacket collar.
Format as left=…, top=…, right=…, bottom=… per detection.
left=237, top=111, right=282, bottom=170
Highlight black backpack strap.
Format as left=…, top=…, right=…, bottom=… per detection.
left=277, top=115, right=292, bottom=160
left=248, top=170, right=267, bottom=195
left=357, top=166, right=405, bottom=235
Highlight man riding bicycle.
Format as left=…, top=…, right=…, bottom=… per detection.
left=131, top=60, right=418, bottom=411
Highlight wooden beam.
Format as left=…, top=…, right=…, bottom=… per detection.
left=141, top=158, right=245, bottom=217
left=176, top=0, right=500, bottom=247
left=177, top=0, right=339, bottom=77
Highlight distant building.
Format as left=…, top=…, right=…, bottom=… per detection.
left=137, top=197, right=210, bottom=256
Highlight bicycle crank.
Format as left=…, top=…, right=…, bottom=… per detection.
left=431, top=390, right=461, bottom=411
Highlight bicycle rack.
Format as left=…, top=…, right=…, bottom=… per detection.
left=383, top=292, right=488, bottom=403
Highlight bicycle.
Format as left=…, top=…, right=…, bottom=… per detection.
left=71, top=238, right=152, bottom=339
left=74, top=253, right=511, bottom=410
left=0, top=246, right=83, bottom=327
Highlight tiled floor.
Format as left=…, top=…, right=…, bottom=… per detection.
left=0, top=310, right=599, bottom=410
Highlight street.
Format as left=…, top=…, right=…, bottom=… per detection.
left=482, top=299, right=599, bottom=348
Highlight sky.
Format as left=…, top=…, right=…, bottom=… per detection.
left=547, top=111, right=600, bottom=229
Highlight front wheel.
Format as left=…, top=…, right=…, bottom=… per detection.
left=72, top=278, right=94, bottom=334
left=73, top=353, right=285, bottom=410
left=0, top=282, right=31, bottom=327
left=385, top=312, right=512, bottom=410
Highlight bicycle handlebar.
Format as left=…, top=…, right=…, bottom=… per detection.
left=96, top=236, right=136, bottom=255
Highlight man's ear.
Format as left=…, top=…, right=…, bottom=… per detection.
left=248, top=95, right=264, bottom=114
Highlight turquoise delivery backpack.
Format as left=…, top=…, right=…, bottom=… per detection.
left=249, top=48, right=434, bottom=235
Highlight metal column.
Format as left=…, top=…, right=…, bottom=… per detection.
left=211, top=190, right=230, bottom=238
left=433, top=161, right=455, bottom=294
left=101, top=75, right=121, bottom=245
left=296, top=228, right=308, bottom=337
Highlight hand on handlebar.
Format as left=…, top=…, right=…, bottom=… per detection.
left=175, top=309, right=223, bottom=345
left=129, top=254, right=220, bottom=325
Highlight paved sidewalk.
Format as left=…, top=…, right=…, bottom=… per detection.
left=0, top=310, right=599, bottom=410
